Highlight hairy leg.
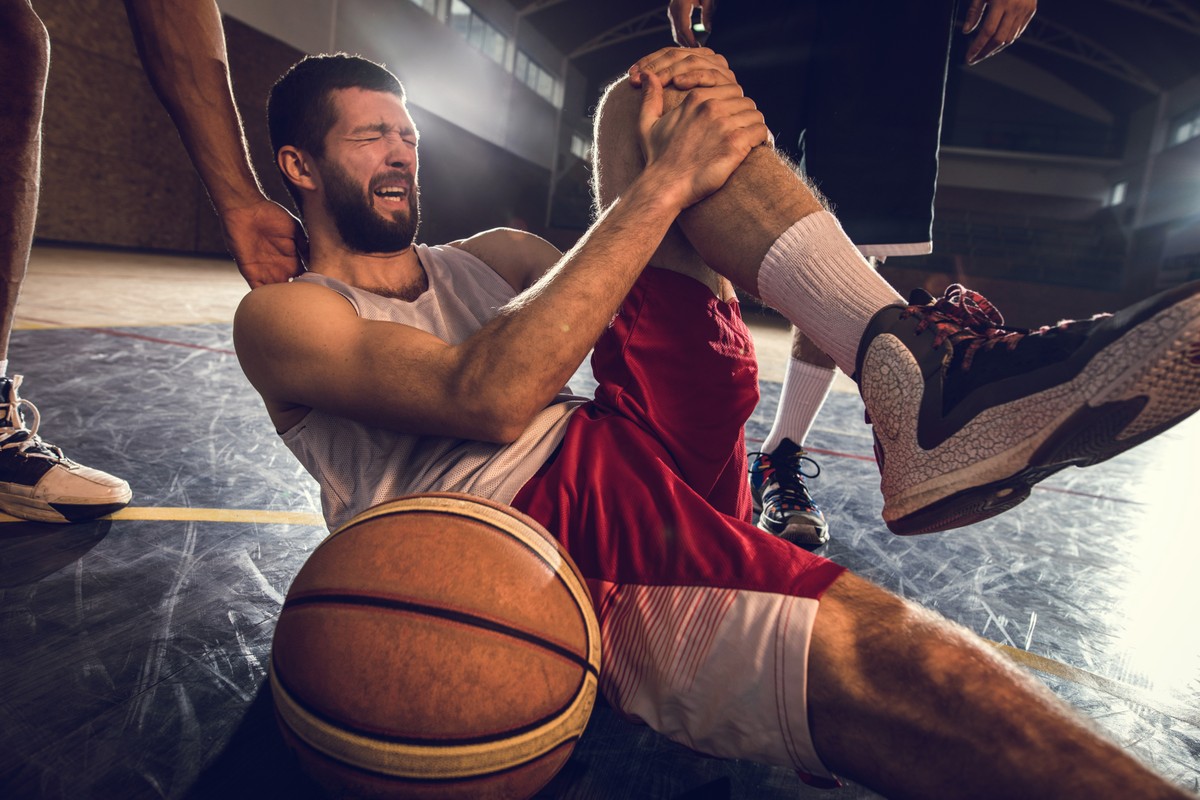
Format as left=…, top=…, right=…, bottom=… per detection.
left=592, top=74, right=822, bottom=298
left=590, top=75, right=736, bottom=301
left=592, top=76, right=901, bottom=374
left=810, top=572, right=1190, bottom=799
left=0, top=0, right=50, bottom=363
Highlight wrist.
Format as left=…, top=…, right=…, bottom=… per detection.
left=214, top=186, right=270, bottom=216
left=625, top=164, right=692, bottom=218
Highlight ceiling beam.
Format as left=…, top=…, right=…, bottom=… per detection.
left=570, top=8, right=669, bottom=58
left=517, top=0, right=571, bottom=18
left=1100, top=0, right=1200, bottom=37
left=1020, top=16, right=1160, bottom=94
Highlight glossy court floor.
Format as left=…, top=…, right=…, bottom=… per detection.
left=2, top=246, right=1198, bottom=799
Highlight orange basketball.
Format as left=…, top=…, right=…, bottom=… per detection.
left=270, top=493, right=601, bottom=799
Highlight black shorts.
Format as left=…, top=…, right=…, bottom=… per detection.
left=709, top=0, right=958, bottom=252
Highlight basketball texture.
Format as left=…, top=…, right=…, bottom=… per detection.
left=270, top=493, right=601, bottom=799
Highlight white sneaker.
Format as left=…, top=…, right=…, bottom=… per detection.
left=0, top=375, right=131, bottom=523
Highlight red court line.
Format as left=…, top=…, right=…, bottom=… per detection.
left=20, top=317, right=236, bottom=356
left=81, top=326, right=237, bottom=355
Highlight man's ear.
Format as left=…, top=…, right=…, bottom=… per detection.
left=278, top=145, right=318, bottom=193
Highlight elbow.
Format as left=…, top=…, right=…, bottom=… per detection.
left=465, top=402, right=536, bottom=445
left=451, top=381, right=542, bottom=445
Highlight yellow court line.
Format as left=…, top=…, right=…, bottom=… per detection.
left=0, top=506, right=324, bottom=526
left=991, top=642, right=1200, bottom=728
left=1, top=504, right=1195, bottom=728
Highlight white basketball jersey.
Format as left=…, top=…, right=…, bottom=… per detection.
left=280, top=242, right=584, bottom=530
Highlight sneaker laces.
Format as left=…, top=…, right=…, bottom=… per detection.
left=749, top=447, right=821, bottom=511
left=902, top=284, right=1112, bottom=371
left=0, top=376, right=69, bottom=463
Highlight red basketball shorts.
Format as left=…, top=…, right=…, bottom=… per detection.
left=512, top=267, right=845, bottom=784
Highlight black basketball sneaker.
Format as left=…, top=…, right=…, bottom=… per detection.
left=854, top=281, right=1200, bottom=534
left=0, top=375, right=131, bottom=522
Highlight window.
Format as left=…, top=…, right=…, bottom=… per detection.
left=1109, top=180, right=1127, bottom=207
left=514, top=49, right=562, bottom=108
left=1170, top=107, right=1200, bottom=146
left=407, top=0, right=436, bottom=14
left=449, top=0, right=507, bottom=67
left=570, top=132, right=590, bottom=160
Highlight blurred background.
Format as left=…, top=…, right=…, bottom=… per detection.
left=34, top=0, right=1200, bottom=326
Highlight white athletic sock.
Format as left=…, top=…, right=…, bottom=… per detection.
left=763, top=358, right=835, bottom=453
left=757, top=211, right=904, bottom=376
left=0, top=359, right=7, bottom=377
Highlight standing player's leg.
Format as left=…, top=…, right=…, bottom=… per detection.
left=0, top=0, right=46, bottom=366
left=707, top=0, right=831, bottom=549
left=712, top=0, right=957, bottom=547
left=0, top=1, right=132, bottom=523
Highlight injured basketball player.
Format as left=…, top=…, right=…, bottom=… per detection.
left=232, top=49, right=1200, bottom=798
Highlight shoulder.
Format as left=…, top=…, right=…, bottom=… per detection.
left=448, top=228, right=562, bottom=292
left=233, top=278, right=359, bottom=353
left=235, top=277, right=353, bottom=324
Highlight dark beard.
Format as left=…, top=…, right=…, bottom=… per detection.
left=322, top=160, right=421, bottom=253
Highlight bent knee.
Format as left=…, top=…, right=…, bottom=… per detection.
left=592, top=75, right=691, bottom=211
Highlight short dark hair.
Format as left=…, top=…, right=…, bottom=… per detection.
left=267, top=53, right=406, bottom=206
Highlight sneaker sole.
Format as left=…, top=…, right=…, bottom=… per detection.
left=758, top=517, right=830, bottom=548
left=0, top=492, right=132, bottom=524
left=880, top=288, right=1200, bottom=535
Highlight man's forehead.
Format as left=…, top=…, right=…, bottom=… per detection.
left=329, top=87, right=414, bottom=130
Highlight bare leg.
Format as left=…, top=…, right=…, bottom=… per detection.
left=593, top=77, right=902, bottom=375
left=0, top=0, right=49, bottom=363
left=592, top=76, right=822, bottom=298
left=590, top=71, right=1193, bottom=799
left=811, top=573, right=1190, bottom=798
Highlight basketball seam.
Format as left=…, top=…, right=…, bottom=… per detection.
left=274, top=494, right=603, bottom=781
left=282, top=593, right=599, bottom=676
left=271, top=663, right=599, bottom=779
left=271, top=660, right=594, bottom=747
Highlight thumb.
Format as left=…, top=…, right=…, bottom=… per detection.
left=637, top=71, right=665, bottom=139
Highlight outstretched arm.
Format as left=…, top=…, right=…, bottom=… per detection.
left=122, top=0, right=304, bottom=287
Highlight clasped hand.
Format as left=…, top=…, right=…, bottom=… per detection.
left=628, top=47, right=769, bottom=210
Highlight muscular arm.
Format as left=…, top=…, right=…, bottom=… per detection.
left=236, top=177, right=687, bottom=442
left=122, top=0, right=303, bottom=287
left=235, top=76, right=768, bottom=443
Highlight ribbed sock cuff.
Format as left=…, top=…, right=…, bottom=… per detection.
left=758, top=212, right=903, bottom=375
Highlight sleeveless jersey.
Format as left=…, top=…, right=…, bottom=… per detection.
left=280, top=242, right=585, bottom=530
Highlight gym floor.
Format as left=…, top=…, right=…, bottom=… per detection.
left=1, top=245, right=1198, bottom=799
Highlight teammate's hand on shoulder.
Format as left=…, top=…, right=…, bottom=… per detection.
left=221, top=198, right=307, bottom=288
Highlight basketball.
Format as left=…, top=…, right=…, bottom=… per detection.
left=270, top=492, right=602, bottom=799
